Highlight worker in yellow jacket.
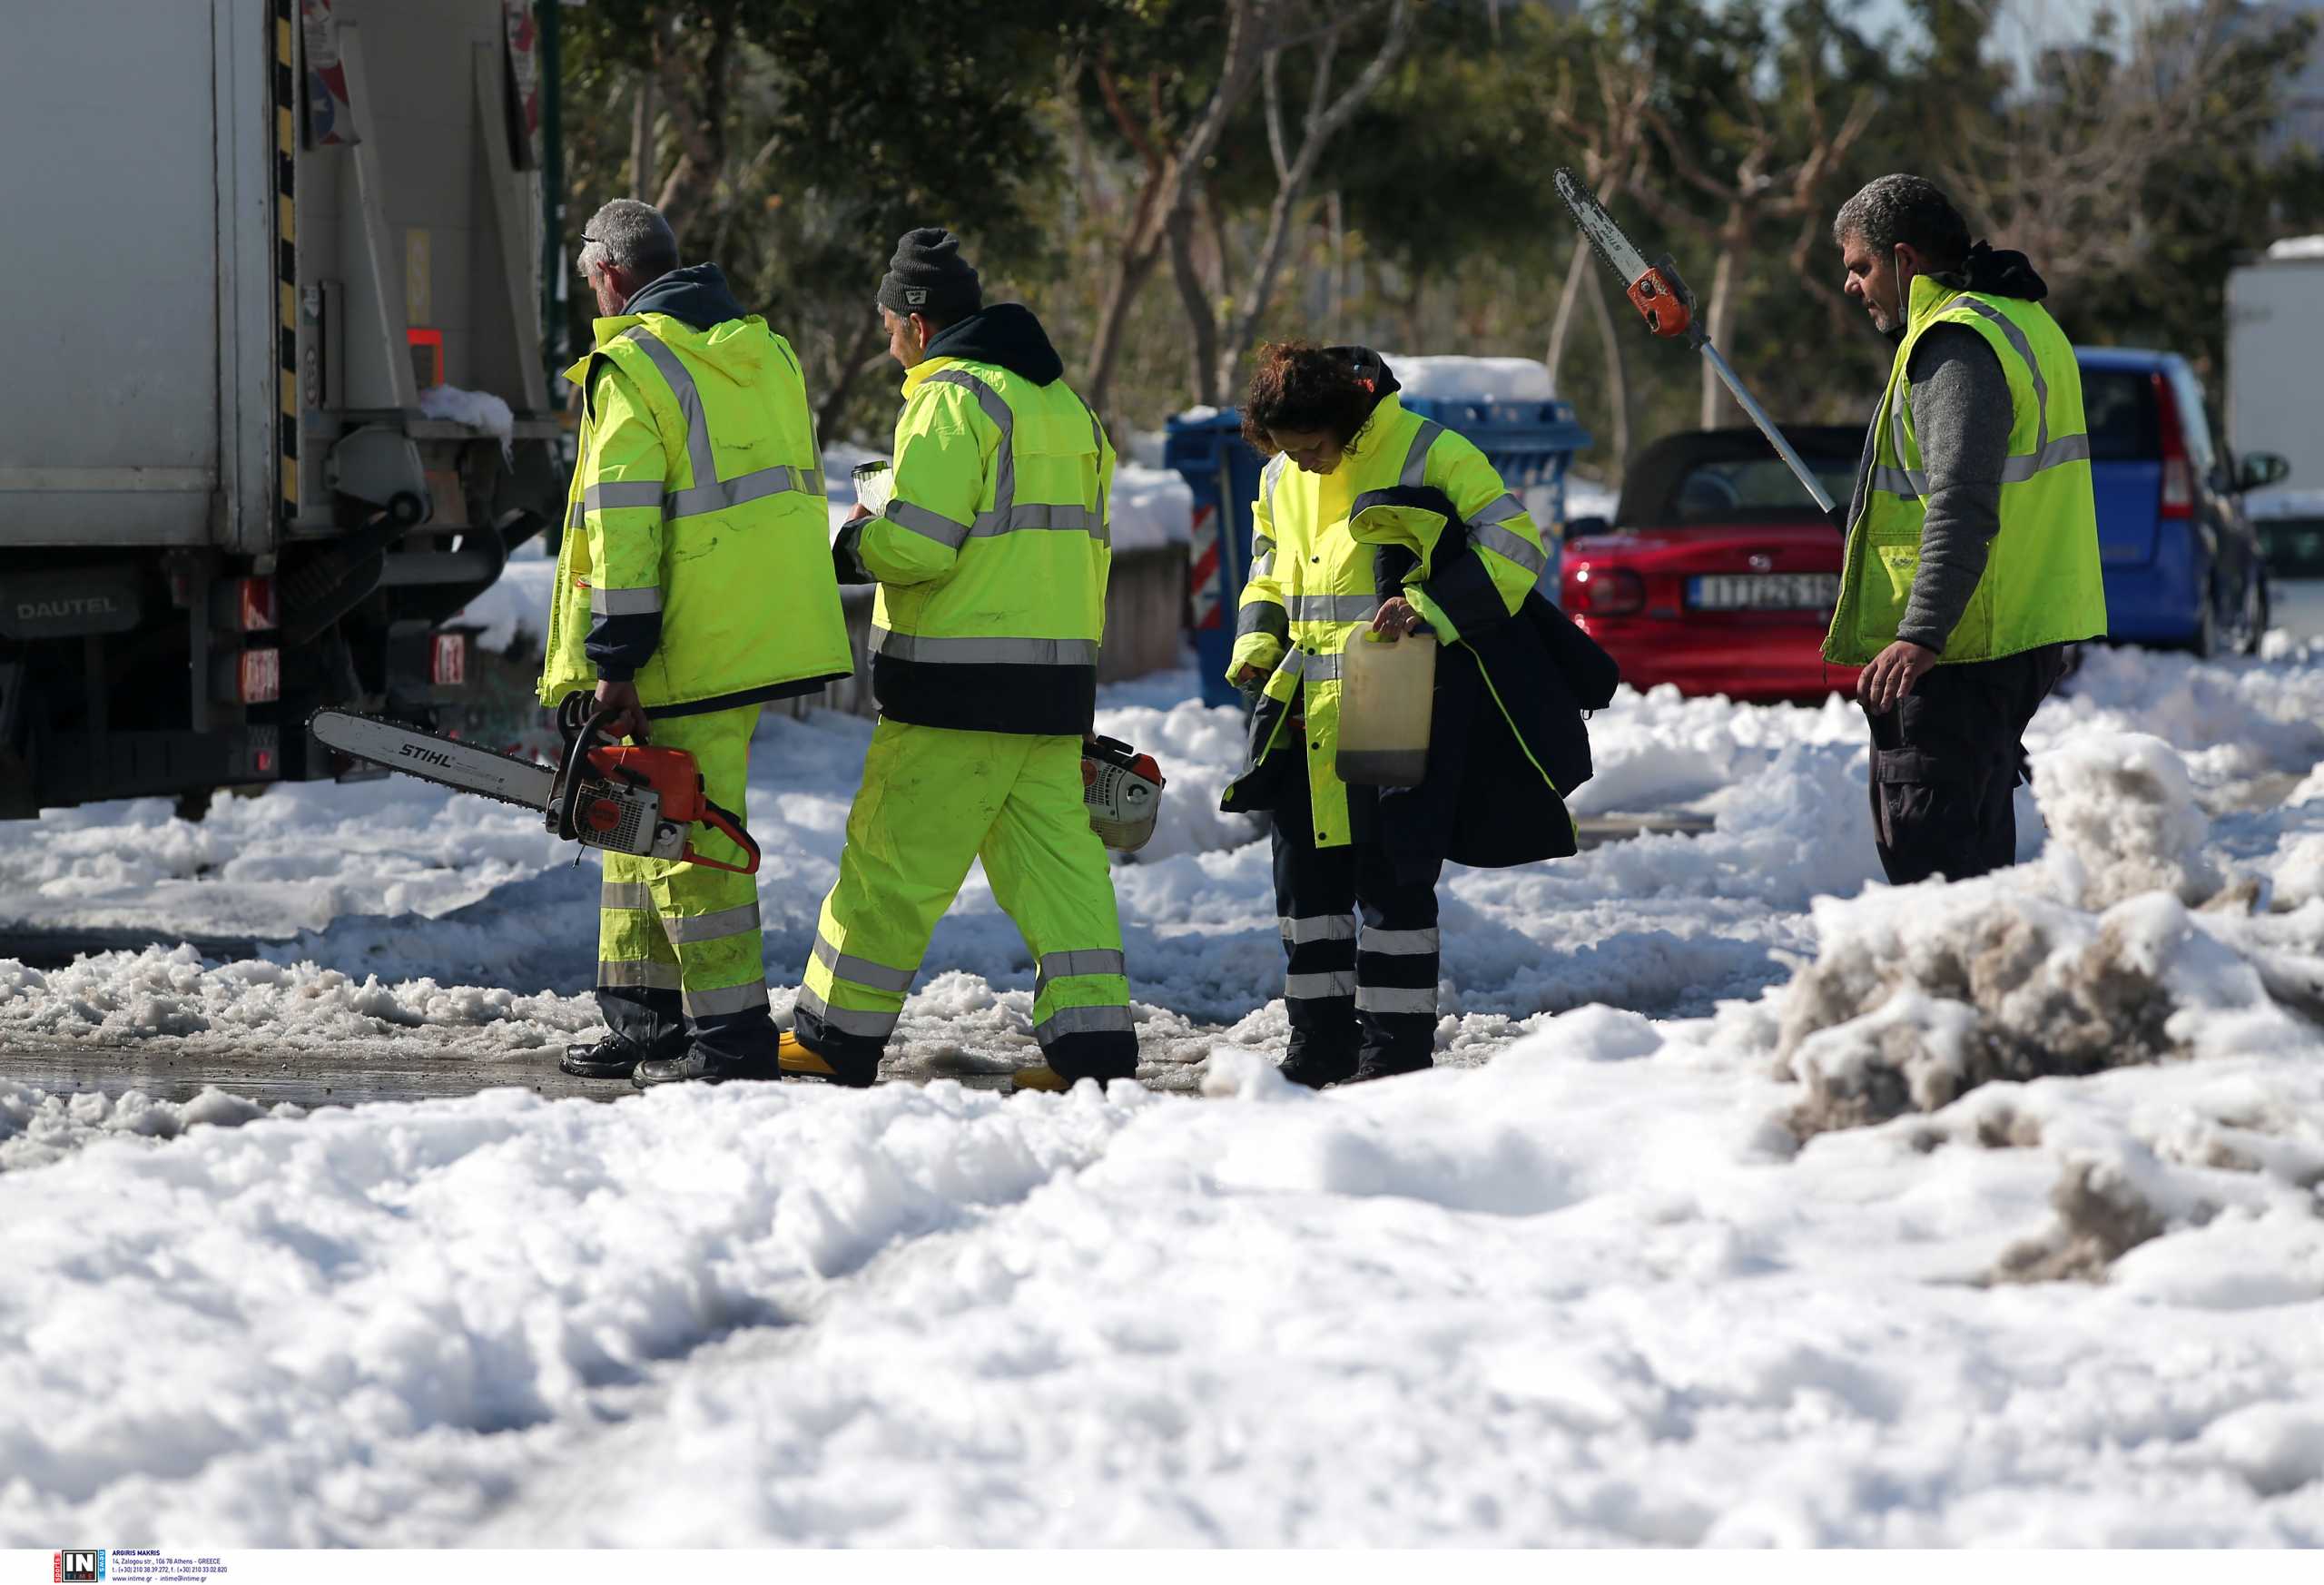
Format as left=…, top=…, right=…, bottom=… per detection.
left=780, top=227, right=1137, bottom=1091
left=541, top=199, right=852, bottom=1087
left=1225, top=342, right=1603, bottom=1088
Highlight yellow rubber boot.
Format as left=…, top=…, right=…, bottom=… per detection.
left=779, top=1030, right=880, bottom=1088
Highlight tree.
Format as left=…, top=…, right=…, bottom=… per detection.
left=1936, top=0, right=2311, bottom=319
left=1630, top=38, right=1876, bottom=428
left=564, top=1, right=1079, bottom=438
left=1533, top=8, right=1659, bottom=476
left=1178, top=0, right=1414, bottom=404
left=1077, top=0, right=1272, bottom=419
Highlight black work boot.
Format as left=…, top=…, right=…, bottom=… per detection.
left=1277, top=1043, right=1359, bottom=1088
left=631, top=1048, right=767, bottom=1088
left=1347, top=1048, right=1433, bottom=1085
left=561, top=1031, right=679, bottom=1080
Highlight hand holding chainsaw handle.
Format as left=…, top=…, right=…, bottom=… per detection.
left=593, top=678, right=651, bottom=743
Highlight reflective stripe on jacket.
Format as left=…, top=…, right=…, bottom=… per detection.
left=538, top=309, right=852, bottom=713
left=843, top=355, right=1115, bottom=735
left=1223, top=393, right=1551, bottom=849
left=1824, top=276, right=2107, bottom=665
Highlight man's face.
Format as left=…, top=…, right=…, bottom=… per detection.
left=1268, top=427, right=1344, bottom=476
left=882, top=307, right=925, bottom=370
left=1839, top=231, right=1912, bottom=337
left=586, top=259, right=628, bottom=317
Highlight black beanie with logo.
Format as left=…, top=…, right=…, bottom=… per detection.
left=876, top=227, right=982, bottom=320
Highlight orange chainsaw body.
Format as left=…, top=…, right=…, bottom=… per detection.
left=550, top=705, right=762, bottom=874
left=1626, top=263, right=1696, bottom=340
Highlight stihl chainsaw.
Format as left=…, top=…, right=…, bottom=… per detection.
left=1553, top=169, right=1836, bottom=515
left=310, top=694, right=761, bottom=873
left=1082, top=735, right=1165, bottom=852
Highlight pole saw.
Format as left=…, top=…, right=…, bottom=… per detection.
left=1553, top=169, right=1836, bottom=516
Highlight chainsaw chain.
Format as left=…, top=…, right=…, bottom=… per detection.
left=310, top=710, right=556, bottom=813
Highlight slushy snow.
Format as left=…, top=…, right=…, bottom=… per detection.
left=5, top=641, right=2324, bottom=1542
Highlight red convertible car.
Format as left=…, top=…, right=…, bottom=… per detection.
left=1560, top=427, right=1866, bottom=703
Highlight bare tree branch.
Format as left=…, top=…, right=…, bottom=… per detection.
left=1210, top=0, right=1413, bottom=398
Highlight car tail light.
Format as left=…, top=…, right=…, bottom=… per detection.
left=2153, top=371, right=2193, bottom=521
left=1566, top=565, right=1645, bottom=616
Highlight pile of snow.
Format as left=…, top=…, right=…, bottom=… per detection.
left=0, top=1078, right=291, bottom=1173
left=10, top=650, right=2324, bottom=1540
left=1379, top=353, right=1557, bottom=404
left=1777, top=728, right=2323, bottom=1144
left=1109, top=459, right=1194, bottom=553
left=2264, top=235, right=2324, bottom=261
left=1565, top=472, right=1618, bottom=524
left=417, top=383, right=515, bottom=458
left=2, top=994, right=2321, bottom=1541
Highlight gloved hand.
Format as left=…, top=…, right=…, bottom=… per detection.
left=1827, top=503, right=1850, bottom=535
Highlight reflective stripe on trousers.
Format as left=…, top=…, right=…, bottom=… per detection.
left=795, top=721, right=1131, bottom=1063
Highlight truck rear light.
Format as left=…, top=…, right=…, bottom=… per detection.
left=1566, top=565, right=1645, bottom=616
left=213, top=575, right=278, bottom=631
left=430, top=631, right=469, bottom=687
left=2152, top=371, right=2194, bottom=521
left=231, top=641, right=279, bottom=697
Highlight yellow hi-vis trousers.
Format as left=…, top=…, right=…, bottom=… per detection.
left=791, top=719, right=1137, bottom=1081
left=596, top=704, right=772, bottom=1063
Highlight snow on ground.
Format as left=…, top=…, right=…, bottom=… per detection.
left=5, top=641, right=2324, bottom=1542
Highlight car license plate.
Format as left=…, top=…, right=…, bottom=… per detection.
left=1687, top=573, right=1838, bottom=610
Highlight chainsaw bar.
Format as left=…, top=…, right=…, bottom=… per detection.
left=309, top=709, right=557, bottom=812
left=1554, top=168, right=1653, bottom=290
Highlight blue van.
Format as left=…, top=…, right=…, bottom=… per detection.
left=2078, top=347, right=2286, bottom=656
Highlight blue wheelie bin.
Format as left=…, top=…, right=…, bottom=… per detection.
left=1166, top=390, right=1592, bottom=707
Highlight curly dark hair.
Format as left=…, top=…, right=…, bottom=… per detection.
left=1239, top=341, right=1375, bottom=458
left=1832, top=174, right=1971, bottom=273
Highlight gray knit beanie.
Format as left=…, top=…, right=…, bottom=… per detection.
left=876, top=227, right=982, bottom=320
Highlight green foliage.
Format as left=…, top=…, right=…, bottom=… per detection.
left=553, top=0, right=2324, bottom=461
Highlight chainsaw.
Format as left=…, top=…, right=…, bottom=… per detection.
left=1553, top=169, right=1836, bottom=516
left=1082, top=735, right=1165, bottom=852
left=309, top=694, right=762, bottom=873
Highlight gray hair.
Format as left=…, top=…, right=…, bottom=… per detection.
left=1832, top=174, right=1970, bottom=271
left=576, top=198, right=679, bottom=282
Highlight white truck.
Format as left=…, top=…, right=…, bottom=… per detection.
left=0, top=0, right=565, bottom=816
left=2227, top=237, right=2324, bottom=639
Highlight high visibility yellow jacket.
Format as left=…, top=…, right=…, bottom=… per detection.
left=1224, top=379, right=1551, bottom=848
left=833, top=305, right=1113, bottom=736
left=538, top=265, right=852, bottom=714
left=1825, top=273, right=2107, bottom=665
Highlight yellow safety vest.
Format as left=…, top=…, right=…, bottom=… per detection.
left=1825, top=276, right=2107, bottom=665
left=1224, top=392, right=1550, bottom=847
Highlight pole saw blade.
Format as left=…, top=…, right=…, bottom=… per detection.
left=1555, top=168, right=1651, bottom=288
left=1552, top=168, right=1832, bottom=513
left=1554, top=168, right=1698, bottom=342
